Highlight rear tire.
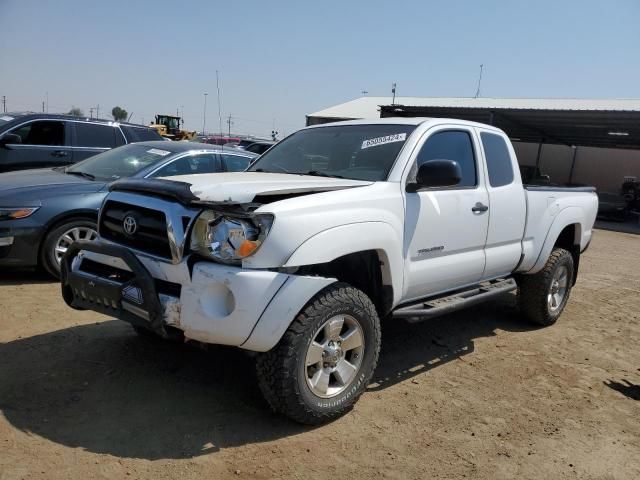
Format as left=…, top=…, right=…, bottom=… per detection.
left=256, top=283, right=381, bottom=425
left=518, top=248, right=574, bottom=326
left=41, top=218, right=97, bottom=279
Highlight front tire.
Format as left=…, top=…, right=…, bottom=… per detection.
left=41, top=218, right=97, bottom=278
left=518, top=247, right=574, bottom=326
left=256, top=283, right=381, bottom=425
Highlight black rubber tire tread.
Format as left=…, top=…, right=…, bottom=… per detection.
left=41, top=217, right=96, bottom=279
left=255, top=282, right=381, bottom=425
left=518, top=247, right=574, bottom=326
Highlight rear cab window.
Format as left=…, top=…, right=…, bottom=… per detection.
left=480, top=132, right=514, bottom=187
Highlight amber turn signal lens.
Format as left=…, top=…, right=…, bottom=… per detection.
left=236, top=239, right=260, bottom=258
left=10, top=209, right=37, bottom=219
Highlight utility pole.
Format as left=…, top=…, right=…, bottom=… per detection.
left=96, top=104, right=100, bottom=119
left=42, top=101, right=45, bottom=113
left=46, top=91, right=48, bottom=113
left=2, top=96, right=6, bottom=113
left=475, top=64, right=484, bottom=98
left=202, top=93, right=208, bottom=135
left=89, top=107, right=94, bottom=119
left=216, top=70, right=223, bottom=137
left=227, top=114, right=233, bottom=136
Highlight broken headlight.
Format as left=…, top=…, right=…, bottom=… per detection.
left=189, top=211, right=274, bottom=264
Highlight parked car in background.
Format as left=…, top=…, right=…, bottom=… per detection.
left=0, top=113, right=163, bottom=173
left=235, top=137, right=271, bottom=150
left=0, top=141, right=256, bottom=277
left=202, top=135, right=241, bottom=146
left=242, top=140, right=276, bottom=155
left=597, top=192, right=629, bottom=220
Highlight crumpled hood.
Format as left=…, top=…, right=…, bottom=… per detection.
left=163, top=171, right=373, bottom=203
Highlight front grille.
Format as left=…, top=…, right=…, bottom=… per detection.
left=99, top=200, right=172, bottom=259
left=79, top=258, right=135, bottom=283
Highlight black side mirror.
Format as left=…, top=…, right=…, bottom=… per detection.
left=407, top=159, right=462, bottom=192
left=0, top=133, right=22, bottom=147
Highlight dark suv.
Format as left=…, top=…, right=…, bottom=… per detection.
left=0, top=113, right=163, bottom=173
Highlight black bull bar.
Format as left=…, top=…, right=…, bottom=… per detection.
left=60, top=240, right=167, bottom=336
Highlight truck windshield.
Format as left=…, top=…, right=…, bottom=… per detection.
left=248, top=124, right=416, bottom=181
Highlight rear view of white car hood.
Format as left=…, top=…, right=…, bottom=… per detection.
left=165, top=171, right=372, bottom=203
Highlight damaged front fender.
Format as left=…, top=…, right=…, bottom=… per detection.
left=177, top=262, right=335, bottom=349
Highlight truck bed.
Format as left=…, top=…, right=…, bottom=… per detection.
left=518, top=186, right=598, bottom=273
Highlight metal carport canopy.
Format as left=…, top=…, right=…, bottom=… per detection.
left=378, top=98, right=640, bottom=149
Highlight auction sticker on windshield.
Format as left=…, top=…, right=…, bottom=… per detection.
left=361, top=133, right=406, bottom=149
left=147, top=148, right=171, bottom=156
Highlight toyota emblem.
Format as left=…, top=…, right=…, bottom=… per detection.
left=123, top=215, right=138, bottom=235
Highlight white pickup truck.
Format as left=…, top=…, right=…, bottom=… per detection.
left=61, top=118, right=598, bottom=424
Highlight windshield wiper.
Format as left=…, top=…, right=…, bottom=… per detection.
left=302, top=170, right=345, bottom=179
left=65, top=170, right=96, bottom=181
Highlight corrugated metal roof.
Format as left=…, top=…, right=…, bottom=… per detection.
left=308, top=96, right=640, bottom=120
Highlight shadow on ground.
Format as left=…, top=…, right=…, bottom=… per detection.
left=0, top=269, right=56, bottom=286
left=370, top=293, right=536, bottom=390
left=604, top=379, right=640, bottom=400
left=0, top=293, right=537, bottom=460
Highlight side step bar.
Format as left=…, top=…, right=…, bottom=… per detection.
left=392, top=278, right=517, bottom=323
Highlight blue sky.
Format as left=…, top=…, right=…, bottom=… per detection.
left=1, top=0, right=639, bottom=137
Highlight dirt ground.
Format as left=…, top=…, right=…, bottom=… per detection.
left=0, top=229, right=639, bottom=480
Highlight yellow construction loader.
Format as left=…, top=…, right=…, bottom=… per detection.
left=150, top=114, right=197, bottom=141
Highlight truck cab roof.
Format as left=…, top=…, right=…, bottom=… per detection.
left=307, top=117, right=506, bottom=133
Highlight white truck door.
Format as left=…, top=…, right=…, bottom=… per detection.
left=476, top=129, right=527, bottom=279
left=402, top=126, right=489, bottom=301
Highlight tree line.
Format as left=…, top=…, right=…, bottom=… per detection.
left=66, top=106, right=128, bottom=122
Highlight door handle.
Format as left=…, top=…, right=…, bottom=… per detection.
left=471, top=202, right=489, bottom=213
left=51, top=150, right=68, bottom=157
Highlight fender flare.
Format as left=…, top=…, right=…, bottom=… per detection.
left=528, top=206, right=583, bottom=274
left=241, top=222, right=403, bottom=351
left=284, top=221, right=404, bottom=305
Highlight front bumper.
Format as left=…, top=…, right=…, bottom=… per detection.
left=0, top=223, right=42, bottom=266
left=61, top=240, right=335, bottom=351
left=61, top=240, right=168, bottom=334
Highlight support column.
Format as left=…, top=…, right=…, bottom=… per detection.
left=568, top=146, right=578, bottom=184
left=534, top=141, right=544, bottom=173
